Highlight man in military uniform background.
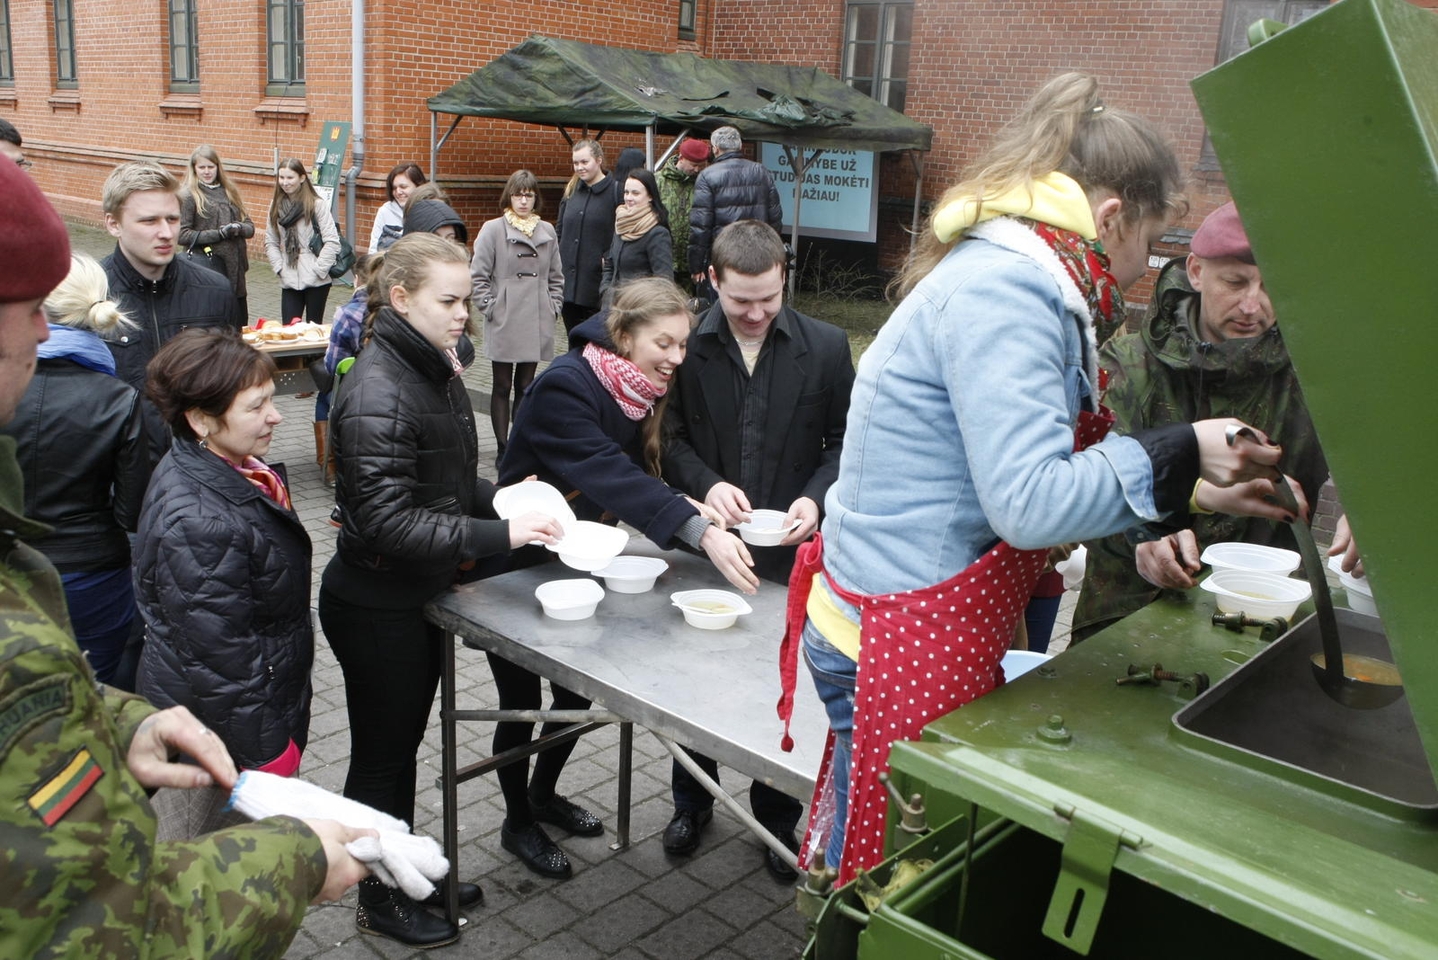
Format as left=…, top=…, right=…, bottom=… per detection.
left=0, top=153, right=371, bottom=958
left=656, top=137, right=709, bottom=292
left=1071, top=202, right=1328, bottom=642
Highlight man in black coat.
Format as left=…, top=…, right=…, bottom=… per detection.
left=688, top=127, right=784, bottom=289
left=100, top=161, right=237, bottom=460
left=661, top=219, right=854, bottom=880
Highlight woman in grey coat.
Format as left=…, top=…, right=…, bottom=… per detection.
left=470, top=169, right=563, bottom=464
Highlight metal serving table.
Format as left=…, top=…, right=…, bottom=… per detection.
left=424, top=538, right=828, bottom=923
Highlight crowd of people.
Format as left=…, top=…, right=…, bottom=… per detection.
left=0, top=86, right=1365, bottom=955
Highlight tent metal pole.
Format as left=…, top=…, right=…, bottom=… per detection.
left=645, top=124, right=655, bottom=169
left=784, top=145, right=823, bottom=300
left=909, top=150, right=926, bottom=255
left=431, top=114, right=463, bottom=178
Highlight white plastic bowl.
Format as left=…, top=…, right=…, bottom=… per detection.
left=493, top=480, right=577, bottom=525
left=1329, top=554, right=1378, bottom=617
left=1000, top=650, right=1052, bottom=679
left=535, top=578, right=605, bottom=620
left=547, top=520, right=629, bottom=571
left=670, top=589, right=753, bottom=630
left=1200, top=542, right=1300, bottom=576
left=594, top=556, right=669, bottom=594
left=735, top=509, right=797, bottom=547
left=1200, top=569, right=1311, bottom=620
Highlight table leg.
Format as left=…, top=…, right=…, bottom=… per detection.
left=440, top=631, right=460, bottom=925
left=611, top=722, right=633, bottom=851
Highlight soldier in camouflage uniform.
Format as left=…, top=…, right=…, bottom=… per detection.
left=0, top=156, right=370, bottom=959
left=656, top=138, right=709, bottom=292
left=1071, top=203, right=1329, bottom=642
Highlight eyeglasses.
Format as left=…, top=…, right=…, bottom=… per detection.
left=14, top=157, right=32, bottom=170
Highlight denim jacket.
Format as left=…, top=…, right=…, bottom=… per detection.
left=822, top=217, right=1176, bottom=599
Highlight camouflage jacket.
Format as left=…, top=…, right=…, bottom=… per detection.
left=0, top=437, right=326, bottom=959
left=656, top=156, right=697, bottom=274
left=1071, top=262, right=1329, bottom=639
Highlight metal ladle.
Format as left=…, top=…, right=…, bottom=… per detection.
left=1225, top=425, right=1402, bottom=709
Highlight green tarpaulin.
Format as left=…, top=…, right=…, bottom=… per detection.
left=427, top=35, right=933, bottom=155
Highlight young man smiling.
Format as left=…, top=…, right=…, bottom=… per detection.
left=660, top=220, right=854, bottom=880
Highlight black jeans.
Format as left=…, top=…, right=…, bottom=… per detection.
left=319, top=587, right=441, bottom=826
left=672, top=749, right=804, bottom=833
left=561, top=301, right=596, bottom=335
left=281, top=283, right=332, bottom=326
left=486, top=651, right=591, bottom=828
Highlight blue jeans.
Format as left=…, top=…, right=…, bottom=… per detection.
left=802, top=619, right=857, bottom=871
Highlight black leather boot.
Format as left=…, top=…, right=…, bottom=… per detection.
left=356, top=877, right=461, bottom=948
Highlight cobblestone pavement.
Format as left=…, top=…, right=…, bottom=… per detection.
left=68, top=222, right=810, bottom=959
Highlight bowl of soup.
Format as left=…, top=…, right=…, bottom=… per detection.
left=1199, top=569, right=1311, bottom=620
left=670, top=589, right=753, bottom=630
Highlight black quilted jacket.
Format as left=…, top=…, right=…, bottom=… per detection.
left=133, top=436, right=312, bottom=769
left=325, top=307, right=509, bottom=609
left=687, top=152, right=784, bottom=274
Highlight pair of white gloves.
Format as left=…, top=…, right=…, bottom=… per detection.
left=229, top=770, right=448, bottom=900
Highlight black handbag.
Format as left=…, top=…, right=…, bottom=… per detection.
left=309, top=215, right=357, bottom=279
left=185, top=237, right=228, bottom=274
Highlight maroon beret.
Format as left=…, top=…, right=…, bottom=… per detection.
left=1190, top=201, right=1253, bottom=264
left=0, top=158, right=70, bottom=303
left=678, top=138, right=710, bottom=163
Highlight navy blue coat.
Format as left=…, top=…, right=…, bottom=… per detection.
left=500, top=314, right=698, bottom=548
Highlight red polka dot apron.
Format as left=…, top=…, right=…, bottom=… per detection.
left=778, top=405, right=1113, bottom=884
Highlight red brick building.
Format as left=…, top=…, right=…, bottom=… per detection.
left=3, top=0, right=1430, bottom=286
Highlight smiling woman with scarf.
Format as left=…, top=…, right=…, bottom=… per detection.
left=265, top=157, right=340, bottom=326
left=2, top=253, right=150, bottom=688
left=599, top=168, right=673, bottom=304
left=777, top=73, right=1298, bottom=883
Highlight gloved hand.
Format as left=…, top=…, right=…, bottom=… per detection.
left=228, top=770, right=449, bottom=900
left=221, top=222, right=243, bottom=239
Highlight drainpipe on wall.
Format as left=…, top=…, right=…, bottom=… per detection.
left=343, top=0, right=366, bottom=256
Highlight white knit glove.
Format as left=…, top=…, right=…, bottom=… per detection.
left=228, top=770, right=449, bottom=900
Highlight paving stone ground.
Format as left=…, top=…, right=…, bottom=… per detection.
left=67, top=222, right=812, bottom=959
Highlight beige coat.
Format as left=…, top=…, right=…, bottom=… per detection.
left=264, top=201, right=339, bottom=290
left=470, top=215, right=564, bottom=363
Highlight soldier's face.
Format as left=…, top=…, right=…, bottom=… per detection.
left=1188, top=255, right=1274, bottom=343
left=0, top=296, right=49, bottom=426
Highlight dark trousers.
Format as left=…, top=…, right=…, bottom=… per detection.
left=561, top=300, right=596, bottom=335
left=281, top=284, right=332, bottom=326
left=486, top=652, right=591, bottom=828
left=319, top=588, right=442, bottom=826
left=672, top=748, right=804, bottom=833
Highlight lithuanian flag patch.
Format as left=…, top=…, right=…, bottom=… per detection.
left=29, top=748, right=103, bottom=826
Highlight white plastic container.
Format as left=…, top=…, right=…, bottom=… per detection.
left=1200, top=542, right=1301, bottom=576
left=1200, top=569, right=1311, bottom=620
left=670, top=589, right=753, bottom=630
left=535, top=579, right=605, bottom=620
left=1000, top=649, right=1052, bottom=679
left=735, top=509, right=797, bottom=547
left=547, top=520, right=628, bottom=572
left=1329, top=554, right=1378, bottom=617
left=594, top=556, right=669, bottom=594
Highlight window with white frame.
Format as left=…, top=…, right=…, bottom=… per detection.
left=842, top=0, right=912, bottom=113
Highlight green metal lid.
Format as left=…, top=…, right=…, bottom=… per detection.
left=1191, top=0, right=1438, bottom=769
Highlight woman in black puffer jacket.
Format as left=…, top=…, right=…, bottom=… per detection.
left=134, top=329, right=310, bottom=837
left=321, top=233, right=562, bottom=949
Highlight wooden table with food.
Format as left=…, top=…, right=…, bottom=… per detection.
left=242, top=322, right=330, bottom=392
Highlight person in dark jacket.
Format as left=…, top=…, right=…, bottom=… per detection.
left=403, top=186, right=469, bottom=247
left=4, top=253, right=150, bottom=688
left=179, top=145, right=254, bottom=326
left=134, top=330, right=312, bottom=841
left=660, top=220, right=854, bottom=877
left=497, top=278, right=758, bottom=880
left=100, top=161, right=237, bottom=460
left=600, top=168, right=673, bottom=303
left=322, top=233, right=563, bottom=948
left=556, top=138, right=622, bottom=333
left=688, top=126, right=783, bottom=287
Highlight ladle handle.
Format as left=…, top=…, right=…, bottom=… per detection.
left=1276, top=476, right=1345, bottom=682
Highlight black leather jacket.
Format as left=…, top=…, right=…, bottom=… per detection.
left=325, top=308, right=510, bottom=609
left=134, top=437, right=312, bottom=769
left=688, top=152, right=784, bottom=273
left=3, top=359, right=150, bottom=573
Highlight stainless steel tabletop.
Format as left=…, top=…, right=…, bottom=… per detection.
left=425, top=538, right=828, bottom=800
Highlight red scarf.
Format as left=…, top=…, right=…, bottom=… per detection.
left=583, top=341, right=665, bottom=421
left=1027, top=219, right=1124, bottom=341
left=225, top=455, right=293, bottom=510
